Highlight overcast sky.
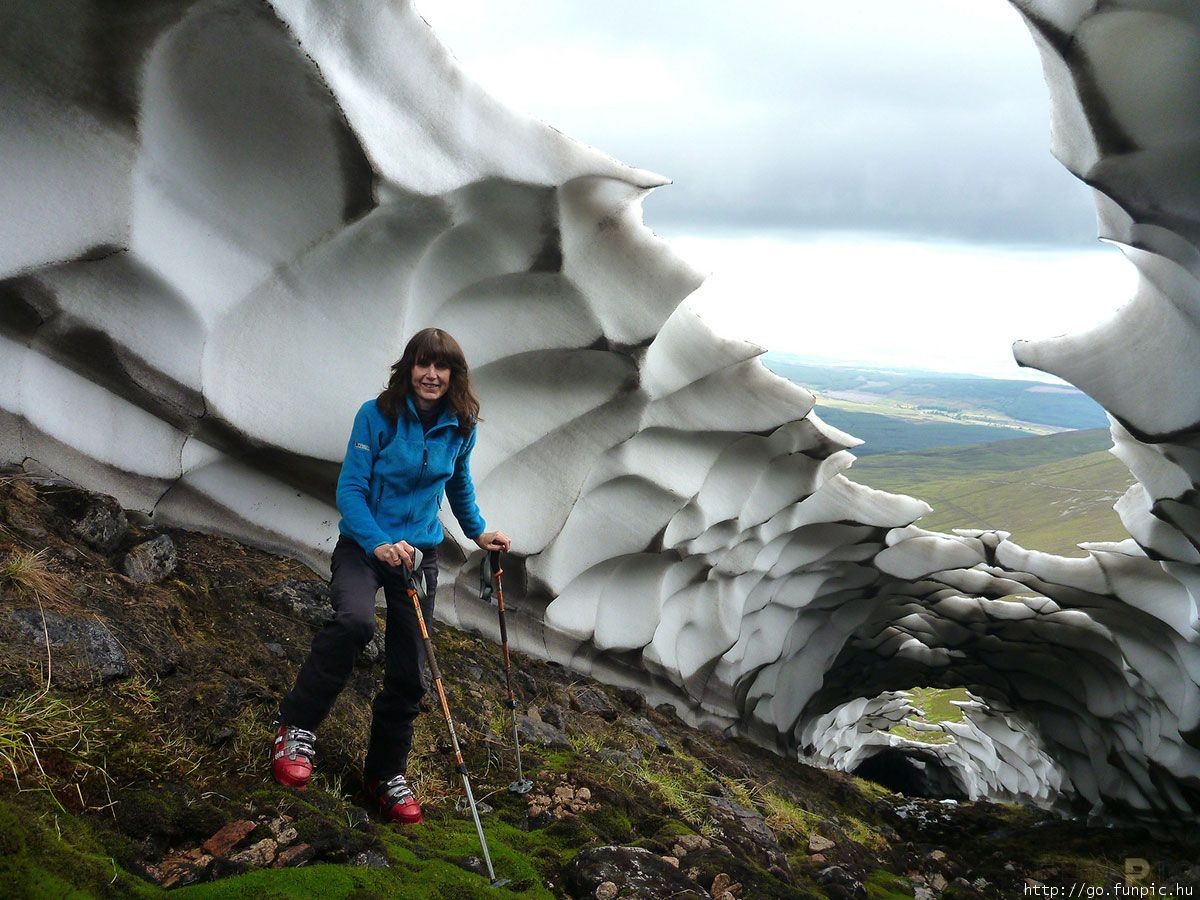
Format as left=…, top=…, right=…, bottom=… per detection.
left=419, top=1, right=1136, bottom=381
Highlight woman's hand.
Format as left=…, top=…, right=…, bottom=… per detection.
left=474, top=531, right=511, bottom=552
left=374, top=541, right=415, bottom=569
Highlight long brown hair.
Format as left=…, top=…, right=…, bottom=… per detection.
left=376, top=328, right=480, bottom=436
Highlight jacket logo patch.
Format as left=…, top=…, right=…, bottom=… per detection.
left=354, top=442, right=370, bottom=451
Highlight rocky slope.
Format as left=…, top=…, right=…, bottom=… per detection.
left=1, top=468, right=1197, bottom=899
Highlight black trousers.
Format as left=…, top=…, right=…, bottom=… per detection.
left=279, top=534, right=438, bottom=780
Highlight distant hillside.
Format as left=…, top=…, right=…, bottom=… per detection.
left=848, top=430, right=1135, bottom=557
left=765, top=356, right=1109, bottom=432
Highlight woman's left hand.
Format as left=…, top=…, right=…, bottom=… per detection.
left=474, top=531, right=511, bottom=552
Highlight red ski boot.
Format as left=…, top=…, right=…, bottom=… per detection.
left=271, top=724, right=315, bottom=789
left=369, top=773, right=423, bottom=825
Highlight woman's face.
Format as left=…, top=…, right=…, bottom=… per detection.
left=411, top=359, right=451, bottom=407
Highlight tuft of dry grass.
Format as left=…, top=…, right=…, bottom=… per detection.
left=0, top=548, right=70, bottom=609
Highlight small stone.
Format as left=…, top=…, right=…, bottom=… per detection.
left=353, top=850, right=391, bottom=868
left=676, top=834, right=707, bottom=853
left=660, top=855, right=679, bottom=868
left=927, top=849, right=947, bottom=863
left=914, top=888, right=934, bottom=900
left=71, top=494, right=128, bottom=553
left=120, top=534, right=176, bottom=583
left=228, top=838, right=278, bottom=868
left=930, top=873, right=948, bottom=891
left=576, top=787, right=591, bottom=802
left=265, top=816, right=298, bottom=845
left=973, top=877, right=991, bottom=890
left=154, top=853, right=212, bottom=889
left=808, top=833, right=836, bottom=854
left=628, top=716, right=672, bottom=752
left=540, top=703, right=566, bottom=728
left=517, top=716, right=570, bottom=748
left=717, top=893, right=736, bottom=900
left=265, top=642, right=286, bottom=658
left=570, top=686, right=618, bottom=721
left=810, top=853, right=827, bottom=864
left=208, top=726, right=235, bottom=746
left=711, top=872, right=733, bottom=895
left=272, top=843, right=315, bottom=868
left=202, top=819, right=257, bottom=857
left=595, top=882, right=618, bottom=900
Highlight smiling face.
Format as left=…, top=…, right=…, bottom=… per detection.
left=411, top=358, right=451, bottom=409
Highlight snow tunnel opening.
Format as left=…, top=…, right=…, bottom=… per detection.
left=851, top=748, right=967, bottom=800
left=801, top=684, right=1068, bottom=806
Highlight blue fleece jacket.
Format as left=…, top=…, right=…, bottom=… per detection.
left=335, top=397, right=486, bottom=553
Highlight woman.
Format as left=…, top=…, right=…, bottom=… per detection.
left=271, top=328, right=510, bottom=825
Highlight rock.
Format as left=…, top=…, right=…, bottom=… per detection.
left=808, top=833, right=836, bottom=854
left=565, top=846, right=707, bottom=899
left=208, top=726, right=235, bottom=746
left=661, top=855, right=679, bottom=867
left=675, top=834, right=710, bottom=853
left=272, top=843, right=315, bottom=868
left=120, top=534, right=177, bottom=583
left=817, top=866, right=866, bottom=899
left=265, top=642, right=286, bottom=658
left=705, top=797, right=791, bottom=877
left=930, top=873, right=948, bottom=891
left=202, top=819, right=257, bottom=857
left=711, top=873, right=737, bottom=897
left=10, top=608, right=129, bottom=687
left=150, top=852, right=212, bottom=888
left=70, top=494, right=128, bottom=553
left=261, top=579, right=383, bottom=664
left=515, top=669, right=536, bottom=697
left=517, top=716, right=570, bottom=748
left=540, top=703, right=566, bottom=729
left=456, top=855, right=490, bottom=877
left=353, top=850, right=390, bottom=868
left=597, top=748, right=642, bottom=767
left=265, top=816, right=298, bottom=845
left=261, top=579, right=332, bottom=626
left=914, top=888, right=934, bottom=900
left=617, top=687, right=645, bottom=711
left=810, top=853, right=828, bottom=864
left=570, top=686, right=618, bottom=721
left=927, top=849, right=947, bottom=863
left=973, top=877, right=991, bottom=890
left=628, top=716, right=672, bottom=752
left=595, top=882, right=618, bottom=900
left=228, top=838, right=278, bottom=868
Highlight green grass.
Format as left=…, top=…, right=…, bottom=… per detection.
left=887, top=687, right=970, bottom=745
left=848, top=431, right=1134, bottom=556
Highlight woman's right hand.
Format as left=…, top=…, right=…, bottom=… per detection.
left=374, top=541, right=415, bottom=569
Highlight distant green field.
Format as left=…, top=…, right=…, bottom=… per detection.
left=849, top=429, right=1135, bottom=557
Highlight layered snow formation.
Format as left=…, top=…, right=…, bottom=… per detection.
left=2, top=0, right=1199, bottom=818
left=801, top=692, right=1065, bottom=804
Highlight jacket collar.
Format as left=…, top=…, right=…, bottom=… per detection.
left=405, top=395, right=459, bottom=432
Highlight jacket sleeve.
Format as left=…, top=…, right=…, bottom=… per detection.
left=335, top=403, right=393, bottom=553
left=445, top=427, right=486, bottom=540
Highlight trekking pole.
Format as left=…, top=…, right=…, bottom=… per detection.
left=481, top=551, right=533, bottom=794
left=402, top=561, right=506, bottom=887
